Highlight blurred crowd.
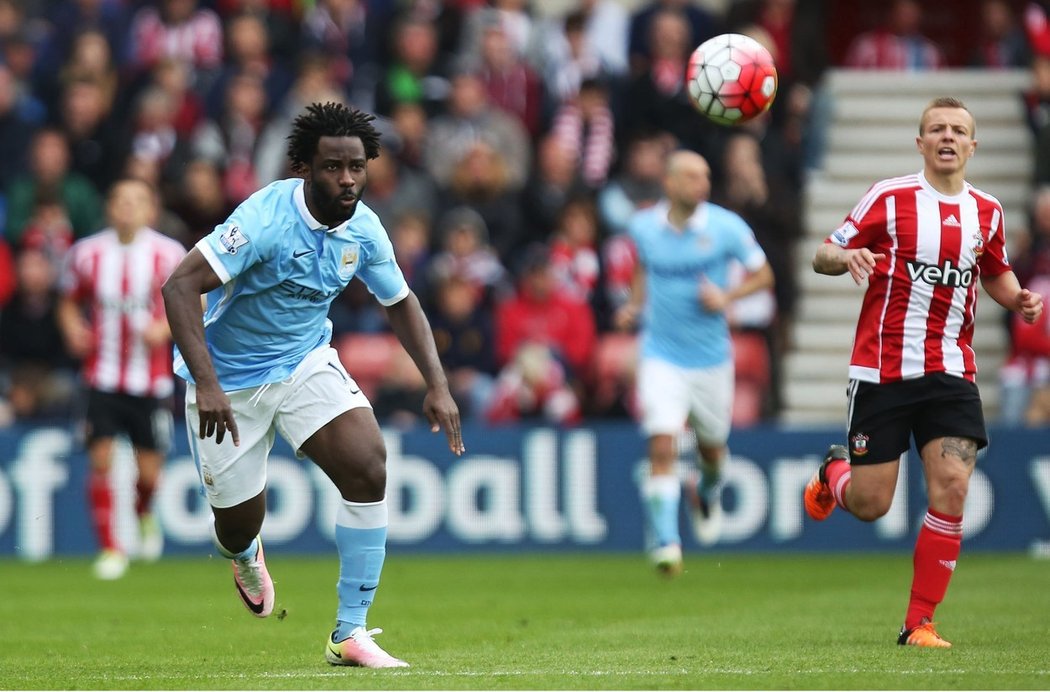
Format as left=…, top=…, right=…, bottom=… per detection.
left=1, top=0, right=1049, bottom=429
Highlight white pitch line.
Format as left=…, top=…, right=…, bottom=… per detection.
left=87, top=668, right=1050, bottom=681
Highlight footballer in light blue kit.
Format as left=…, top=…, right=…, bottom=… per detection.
left=615, top=150, right=773, bottom=575
left=174, top=178, right=408, bottom=390
left=162, top=103, right=464, bottom=669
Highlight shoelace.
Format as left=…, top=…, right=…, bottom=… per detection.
left=908, top=621, right=946, bottom=643
left=235, top=553, right=263, bottom=593
left=349, top=627, right=387, bottom=654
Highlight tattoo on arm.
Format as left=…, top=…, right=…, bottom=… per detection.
left=941, top=437, right=978, bottom=466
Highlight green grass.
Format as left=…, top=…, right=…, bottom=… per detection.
left=0, top=552, right=1047, bottom=690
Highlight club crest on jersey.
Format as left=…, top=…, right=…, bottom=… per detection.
left=851, top=432, right=869, bottom=457
left=972, top=232, right=985, bottom=258
left=218, top=225, right=249, bottom=255
left=339, top=244, right=359, bottom=280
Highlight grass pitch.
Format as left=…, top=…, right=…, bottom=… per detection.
left=0, top=552, right=1047, bottom=690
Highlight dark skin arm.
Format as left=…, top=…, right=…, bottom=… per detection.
left=384, top=291, right=465, bottom=455
left=161, top=248, right=240, bottom=446
left=163, top=248, right=465, bottom=454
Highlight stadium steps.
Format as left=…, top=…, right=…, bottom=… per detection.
left=782, top=69, right=1030, bottom=426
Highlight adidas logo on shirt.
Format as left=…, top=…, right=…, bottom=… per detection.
left=942, top=214, right=961, bottom=227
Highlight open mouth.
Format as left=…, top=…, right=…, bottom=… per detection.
left=937, top=147, right=957, bottom=160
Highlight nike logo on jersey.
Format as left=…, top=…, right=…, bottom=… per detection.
left=942, top=214, right=961, bottom=227
left=292, top=249, right=315, bottom=258
left=939, top=559, right=957, bottom=572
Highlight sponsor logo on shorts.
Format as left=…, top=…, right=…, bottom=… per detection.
left=202, top=467, right=214, bottom=487
left=851, top=432, right=869, bottom=457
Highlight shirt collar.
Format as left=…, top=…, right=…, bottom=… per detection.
left=658, top=199, right=709, bottom=233
left=917, top=170, right=970, bottom=203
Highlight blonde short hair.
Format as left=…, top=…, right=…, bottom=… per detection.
left=919, top=97, right=976, bottom=136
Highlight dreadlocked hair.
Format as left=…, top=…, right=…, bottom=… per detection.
left=286, top=102, right=382, bottom=173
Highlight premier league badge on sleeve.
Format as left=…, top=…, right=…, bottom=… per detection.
left=218, top=225, right=249, bottom=255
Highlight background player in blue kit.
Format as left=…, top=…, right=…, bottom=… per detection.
left=162, top=102, right=464, bottom=668
left=615, top=150, right=774, bottom=575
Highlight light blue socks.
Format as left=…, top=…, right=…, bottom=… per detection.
left=643, top=474, right=682, bottom=548
left=333, top=499, right=388, bottom=642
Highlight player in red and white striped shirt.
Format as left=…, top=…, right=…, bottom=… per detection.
left=58, top=179, right=186, bottom=580
left=803, top=97, right=1043, bottom=648
left=127, top=0, right=223, bottom=77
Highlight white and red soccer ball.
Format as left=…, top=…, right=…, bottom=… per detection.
left=686, top=33, right=778, bottom=126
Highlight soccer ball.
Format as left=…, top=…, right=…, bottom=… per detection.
left=686, top=33, right=778, bottom=126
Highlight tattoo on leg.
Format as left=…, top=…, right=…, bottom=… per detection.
left=941, top=437, right=977, bottom=466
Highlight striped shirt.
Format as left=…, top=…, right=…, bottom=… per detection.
left=62, top=228, right=186, bottom=397
left=827, top=172, right=1011, bottom=384
left=128, top=5, right=223, bottom=72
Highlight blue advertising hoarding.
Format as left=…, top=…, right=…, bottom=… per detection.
left=0, top=422, right=1047, bottom=558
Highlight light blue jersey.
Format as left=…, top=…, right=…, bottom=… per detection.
left=174, top=178, right=409, bottom=390
left=629, top=200, right=767, bottom=369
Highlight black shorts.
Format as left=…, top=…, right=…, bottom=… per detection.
left=84, top=389, right=173, bottom=452
left=845, top=372, right=987, bottom=465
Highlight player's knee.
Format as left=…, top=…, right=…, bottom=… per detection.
left=852, top=505, right=887, bottom=522
left=850, top=492, right=894, bottom=522
left=358, top=457, right=387, bottom=497
left=932, top=477, right=969, bottom=512
left=88, top=441, right=114, bottom=472
left=342, top=442, right=387, bottom=499
left=648, top=436, right=676, bottom=465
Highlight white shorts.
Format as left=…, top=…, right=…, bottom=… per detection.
left=637, top=357, right=734, bottom=446
left=185, top=346, right=371, bottom=508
